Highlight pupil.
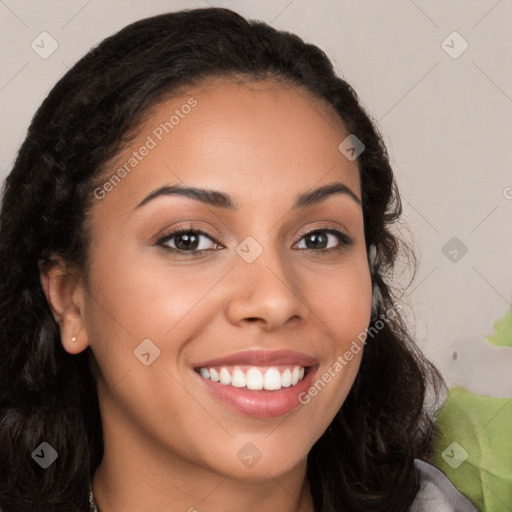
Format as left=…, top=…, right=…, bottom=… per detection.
left=176, top=232, right=198, bottom=250
left=307, top=232, right=326, bottom=249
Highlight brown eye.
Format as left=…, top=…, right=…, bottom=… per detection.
left=295, top=228, right=353, bottom=253
left=157, top=227, right=221, bottom=255
left=170, top=231, right=201, bottom=251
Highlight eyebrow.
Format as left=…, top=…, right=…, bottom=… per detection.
left=134, top=181, right=361, bottom=211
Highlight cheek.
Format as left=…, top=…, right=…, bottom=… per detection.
left=84, top=242, right=222, bottom=341
left=303, top=258, right=372, bottom=397
left=306, top=260, right=373, bottom=344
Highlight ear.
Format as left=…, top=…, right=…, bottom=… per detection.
left=39, top=257, right=88, bottom=355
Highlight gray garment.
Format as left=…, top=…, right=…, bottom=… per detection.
left=411, top=459, right=478, bottom=511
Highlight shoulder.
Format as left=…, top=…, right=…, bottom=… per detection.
left=410, top=459, right=478, bottom=512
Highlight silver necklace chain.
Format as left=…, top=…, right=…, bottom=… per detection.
left=89, top=488, right=99, bottom=512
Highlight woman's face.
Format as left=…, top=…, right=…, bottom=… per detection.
left=77, top=79, right=372, bottom=479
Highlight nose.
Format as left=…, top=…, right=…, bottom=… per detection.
left=225, top=245, right=307, bottom=332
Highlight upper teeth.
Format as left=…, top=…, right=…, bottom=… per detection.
left=197, top=365, right=305, bottom=390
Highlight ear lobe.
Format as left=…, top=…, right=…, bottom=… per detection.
left=39, top=258, right=88, bottom=354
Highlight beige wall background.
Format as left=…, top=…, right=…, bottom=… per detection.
left=1, top=0, right=511, bottom=400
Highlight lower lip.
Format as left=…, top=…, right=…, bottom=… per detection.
left=194, top=367, right=318, bottom=418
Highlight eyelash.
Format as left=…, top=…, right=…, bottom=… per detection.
left=155, top=225, right=353, bottom=257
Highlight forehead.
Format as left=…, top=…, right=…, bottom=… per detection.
left=94, top=78, right=361, bottom=215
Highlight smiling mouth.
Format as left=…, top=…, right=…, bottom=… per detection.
left=194, top=364, right=311, bottom=391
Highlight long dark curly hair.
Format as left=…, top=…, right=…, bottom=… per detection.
left=0, top=7, right=444, bottom=512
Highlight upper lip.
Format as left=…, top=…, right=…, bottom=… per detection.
left=193, top=349, right=318, bottom=368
